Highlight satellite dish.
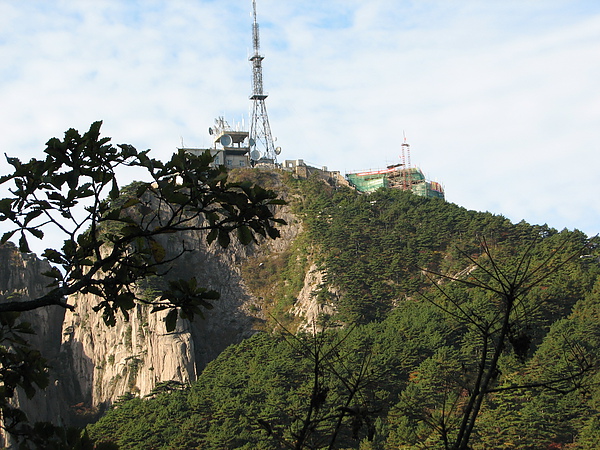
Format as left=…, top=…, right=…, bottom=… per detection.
left=208, top=127, right=213, bottom=135
left=248, top=138, right=256, bottom=147
left=250, top=150, right=261, bottom=161
left=275, top=146, right=282, bottom=155
left=220, top=134, right=232, bottom=146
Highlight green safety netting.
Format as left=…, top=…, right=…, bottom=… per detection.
left=346, top=168, right=444, bottom=199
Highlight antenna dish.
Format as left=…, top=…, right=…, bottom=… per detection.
left=248, top=138, right=256, bottom=147
left=275, top=146, right=282, bottom=155
left=208, top=127, right=213, bottom=135
left=220, top=134, right=232, bottom=146
left=250, top=149, right=261, bottom=160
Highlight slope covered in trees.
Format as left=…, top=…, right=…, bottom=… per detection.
left=87, top=174, right=600, bottom=449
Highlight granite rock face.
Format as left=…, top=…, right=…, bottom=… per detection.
left=0, top=181, right=328, bottom=432
left=0, top=243, right=67, bottom=446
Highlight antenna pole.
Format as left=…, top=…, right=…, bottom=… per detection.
left=249, top=0, right=277, bottom=164
left=401, top=133, right=411, bottom=190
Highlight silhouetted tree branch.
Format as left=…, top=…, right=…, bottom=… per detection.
left=419, top=235, right=595, bottom=450
left=0, top=121, right=286, bottom=445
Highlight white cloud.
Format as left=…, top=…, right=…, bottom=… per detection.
left=0, top=0, right=599, bottom=253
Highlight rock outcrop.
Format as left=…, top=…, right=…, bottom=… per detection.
left=0, top=243, right=67, bottom=446
left=57, top=177, right=317, bottom=415
left=0, top=173, right=330, bottom=432
left=291, top=263, right=337, bottom=333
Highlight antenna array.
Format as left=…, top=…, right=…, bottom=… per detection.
left=249, top=0, right=278, bottom=163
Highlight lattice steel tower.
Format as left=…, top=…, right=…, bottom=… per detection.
left=249, top=0, right=279, bottom=164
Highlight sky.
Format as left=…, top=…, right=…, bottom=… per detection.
left=1, top=0, right=599, bottom=246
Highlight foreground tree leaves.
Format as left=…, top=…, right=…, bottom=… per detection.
left=0, top=121, right=286, bottom=444
left=0, top=120, right=285, bottom=320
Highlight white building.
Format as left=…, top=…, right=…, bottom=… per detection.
left=180, top=117, right=251, bottom=169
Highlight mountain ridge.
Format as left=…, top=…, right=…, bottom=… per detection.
left=2, top=168, right=599, bottom=448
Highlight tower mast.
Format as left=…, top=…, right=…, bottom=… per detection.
left=249, top=0, right=278, bottom=164
left=401, top=132, right=412, bottom=190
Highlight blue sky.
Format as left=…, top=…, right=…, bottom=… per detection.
left=1, top=0, right=599, bottom=249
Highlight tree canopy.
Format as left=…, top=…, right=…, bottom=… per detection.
left=2, top=128, right=599, bottom=448
left=85, top=175, right=600, bottom=449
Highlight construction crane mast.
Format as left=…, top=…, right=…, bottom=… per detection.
left=249, top=0, right=279, bottom=164
left=401, top=132, right=412, bottom=190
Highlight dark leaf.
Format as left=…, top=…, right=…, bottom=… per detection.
left=1, top=230, right=16, bottom=244
left=268, top=199, right=287, bottom=206
left=266, top=226, right=281, bottom=240
left=206, top=228, right=218, bottom=245
left=116, top=293, right=136, bottom=312
left=110, top=179, right=119, bottom=200
left=23, top=209, right=43, bottom=226
left=121, top=197, right=140, bottom=209
left=18, top=233, right=30, bottom=253
left=27, top=227, right=44, bottom=240
left=83, top=285, right=103, bottom=297
left=237, top=225, right=254, bottom=245
left=149, top=239, right=166, bottom=263
left=217, top=229, right=231, bottom=248
left=203, top=290, right=220, bottom=300
left=42, top=248, right=66, bottom=264
left=136, top=182, right=150, bottom=197
left=0, top=198, right=15, bottom=216
left=41, top=267, right=63, bottom=281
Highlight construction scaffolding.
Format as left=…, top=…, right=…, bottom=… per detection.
left=346, top=166, right=444, bottom=199
left=346, top=135, right=444, bottom=199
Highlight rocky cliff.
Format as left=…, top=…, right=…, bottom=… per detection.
left=0, top=172, right=330, bottom=430
left=0, top=243, right=68, bottom=444
left=59, top=191, right=304, bottom=414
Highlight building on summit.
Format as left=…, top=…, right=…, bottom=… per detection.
left=345, top=136, right=445, bottom=200
left=179, top=117, right=251, bottom=169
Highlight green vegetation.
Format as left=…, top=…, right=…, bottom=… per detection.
left=0, top=122, right=285, bottom=446
left=242, top=234, right=311, bottom=330
left=86, top=175, right=600, bottom=449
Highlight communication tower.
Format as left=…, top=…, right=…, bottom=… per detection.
left=249, top=0, right=280, bottom=164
